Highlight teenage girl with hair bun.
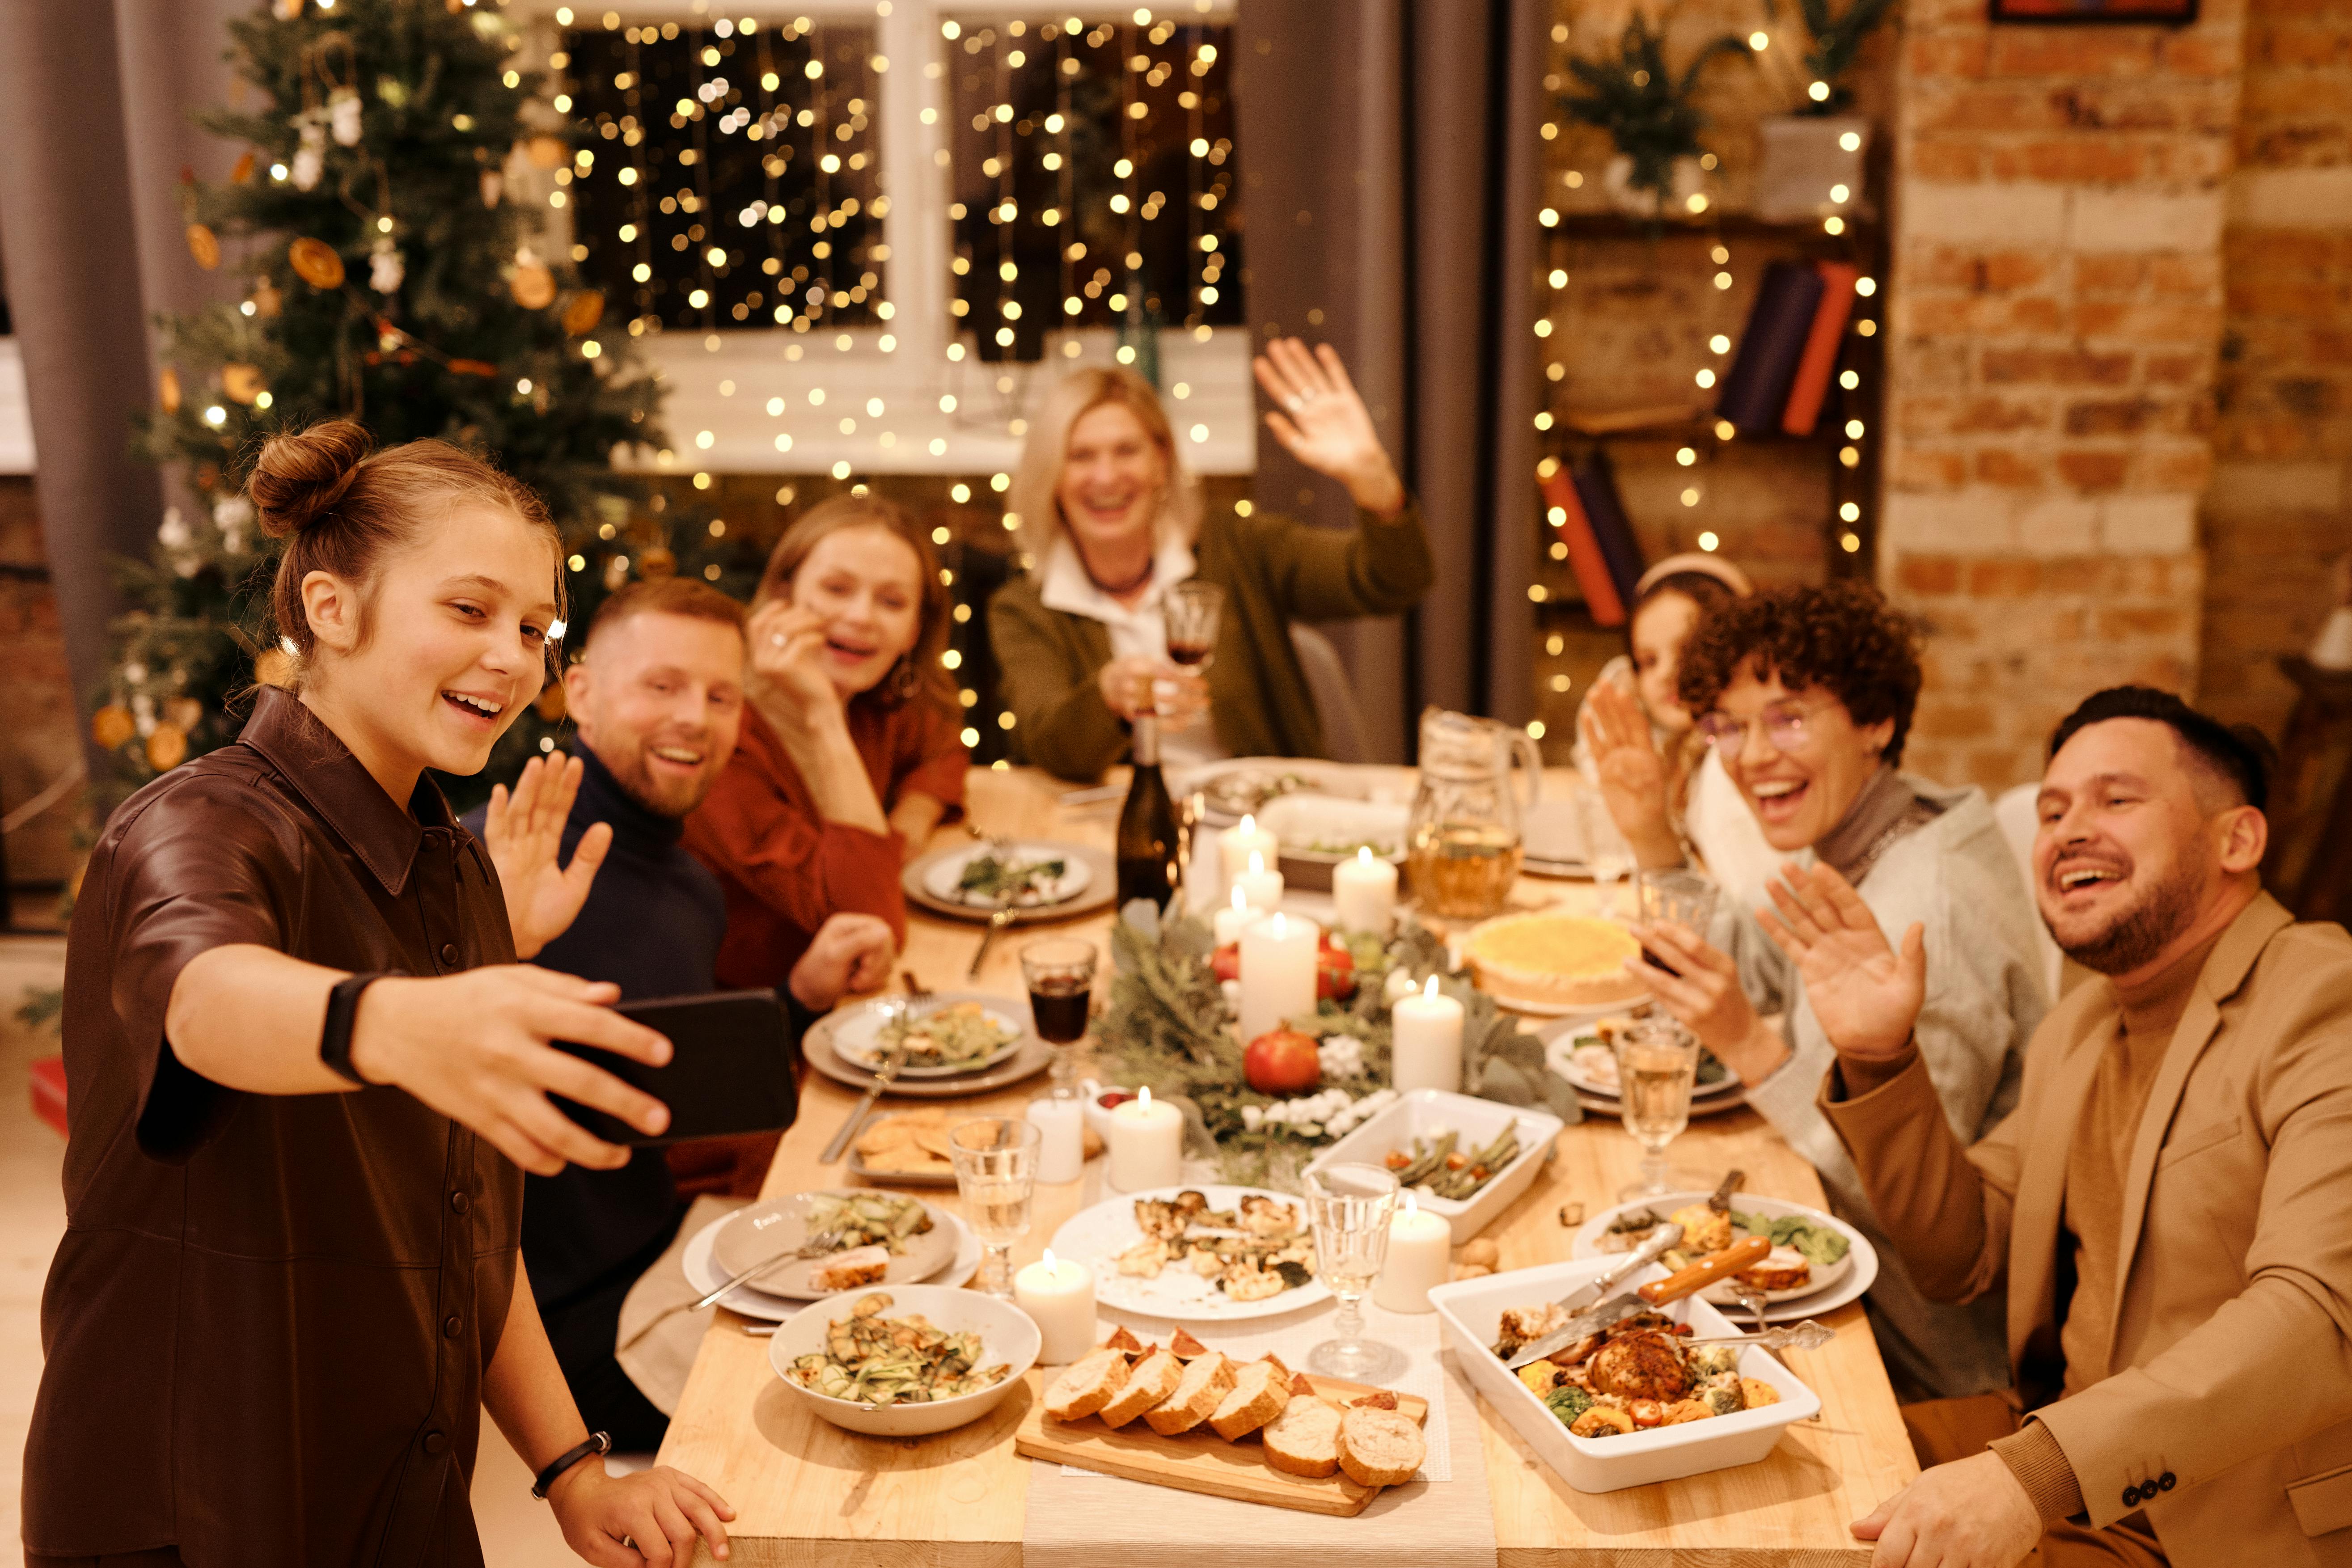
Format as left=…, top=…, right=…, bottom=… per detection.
left=24, top=420, right=735, bottom=1568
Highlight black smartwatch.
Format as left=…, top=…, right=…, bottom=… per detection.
left=533, top=1431, right=612, bottom=1499
left=319, top=971, right=400, bottom=1086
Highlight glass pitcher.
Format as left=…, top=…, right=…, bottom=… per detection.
left=1405, top=707, right=1543, bottom=920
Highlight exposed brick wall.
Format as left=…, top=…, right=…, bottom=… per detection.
left=0, top=477, right=80, bottom=890
left=2200, top=0, right=2352, bottom=737
left=1881, top=0, right=2244, bottom=790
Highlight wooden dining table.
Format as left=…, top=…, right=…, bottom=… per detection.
left=656, top=765, right=1920, bottom=1565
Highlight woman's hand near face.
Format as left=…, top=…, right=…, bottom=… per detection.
left=745, top=600, right=844, bottom=731
left=1753, top=862, right=1925, bottom=1063
left=1581, top=682, right=1682, bottom=868
left=1096, top=654, right=1206, bottom=724
left=483, top=754, right=611, bottom=961
left=348, top=965, right=675, bottom=1175
left=1626, top=919, right=1789, bottom=1084
left=1252, top=339, right=1405, bottom=517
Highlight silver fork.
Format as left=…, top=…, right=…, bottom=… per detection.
left=966, top=833, right=1020, bottom=978
left=619, top=1225, right=851, bottom=1349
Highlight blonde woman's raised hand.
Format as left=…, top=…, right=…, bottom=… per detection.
left=1252, top=338, right=1405, bottom=517
left=484, top=753, right=612, bottom=961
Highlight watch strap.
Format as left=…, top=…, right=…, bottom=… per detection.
left=320, top=971, right=400, bottom=1086
left=532, top=1431, right=612, bottom=1500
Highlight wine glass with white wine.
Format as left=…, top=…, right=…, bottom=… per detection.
left=949, top=1118, right=1041, bottom=1298
left=1303, top=1163, right=1406, bottom=1382
left=1613, top=1017, right=1700, bottom=1201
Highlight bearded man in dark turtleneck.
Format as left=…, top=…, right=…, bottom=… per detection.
left=466, top=578, right=894, bottom=1449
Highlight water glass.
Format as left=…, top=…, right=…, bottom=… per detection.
left=948, top=1118, right=1041, bottom=1298
left=1019, top=936, right=1097, bottom=1099
left=1635, top=867, right=1721, bottom=973
left=1613, top=1018, right=1700, bottom=1201
left=1303, top=1163, right=1406, bottom=1382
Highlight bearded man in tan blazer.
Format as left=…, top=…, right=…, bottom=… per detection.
left=1748, top=685, right=2352, bottom=1568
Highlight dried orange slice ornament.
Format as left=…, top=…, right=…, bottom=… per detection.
left=561, top=288, right=606, bottom=335
left=92, top=705, right=137, bottom=751
left=146, top=724, right=189, bottom=773
left=288, top=238, right=345, bottom=289
left=159, top=367, right=182, bottom=414
left=186, top=224, right=221, bottom=270
left=510, top=262, right=558, bottom=310
left=221, top=363, right=267, bottom=405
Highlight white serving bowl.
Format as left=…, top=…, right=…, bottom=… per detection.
left=1428, top=1258, right=1820, bottom=1492
left=1253, top=795, right=1409, bottom=890
left=766, top=1284, right=1041, bottom=1437
left=1303, top=1088, right=1562, bottom=1244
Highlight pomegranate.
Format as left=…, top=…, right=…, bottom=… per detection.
left=1210, top=942, right=1242, bottom=983
left=1316, top=937, right=1356, bottom=1000
left=1244, top=1027, right=1323, bottom=1095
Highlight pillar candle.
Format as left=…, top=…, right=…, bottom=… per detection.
left=1391, top=975, right=1465, bottom=1093
left=1219, top=813, right=1279, bottom=884
left=1025, top=1096, right=1085, bottom=1184
left=1107, top=1085, right=1184, bottom=1192
left=1330, top=845, right=1398, bottom=935
left=1233, top=849, right=1284, bottom=912
left=1372, top=1193, right=1454, bottom=1313
left=1212, top=884, right=1261, bottom=947
left=1013, top=1249, right=1097, bottom=1364
left=1238, top=912, right=1320, bottom=1043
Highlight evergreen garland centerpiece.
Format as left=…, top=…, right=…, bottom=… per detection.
left=1093, top=904, right=1580, bottom=1191
left=97, top=0, right=747, bottom=808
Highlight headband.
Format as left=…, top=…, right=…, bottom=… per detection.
left=1636, top=552, right=1754, bottom=600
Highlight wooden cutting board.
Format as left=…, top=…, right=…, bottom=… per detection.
left=1013, top=1372, right=1430, bottom=1517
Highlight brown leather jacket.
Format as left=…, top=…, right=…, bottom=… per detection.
left=24, top=688, right=522, bottom=1567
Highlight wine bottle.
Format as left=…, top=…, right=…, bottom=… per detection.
left=1116, top=710, right=1180, bottom=909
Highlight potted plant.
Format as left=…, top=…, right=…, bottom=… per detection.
left=1751, top=0, right=1895, bottom=222
left=1559, top=13, right=1751, bottom=220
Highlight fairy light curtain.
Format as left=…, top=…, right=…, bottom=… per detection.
left=564, top=16, right=884, bottom=336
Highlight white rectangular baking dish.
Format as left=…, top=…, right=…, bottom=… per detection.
left=1303, top=1088, right=1562, bottom=1244
left=1428, top=1257, right=1820, bottom=1492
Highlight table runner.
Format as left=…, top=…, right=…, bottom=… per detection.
left=1021, top=1162, right=1500, bottom=1568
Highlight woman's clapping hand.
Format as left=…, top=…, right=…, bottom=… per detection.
left=1251, top=338, right=1405, bottom=517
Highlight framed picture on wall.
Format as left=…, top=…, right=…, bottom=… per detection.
left=1988, top=0, right=2197, bottom=21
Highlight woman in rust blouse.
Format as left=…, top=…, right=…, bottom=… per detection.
left=684, top=494, right=968, bottom=990
left=25, top=423, right=733, bottom=1568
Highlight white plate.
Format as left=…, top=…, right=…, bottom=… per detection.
left=768, top=1284, right=1041, bottom=1437
left=1252, top=795, right=1410, bottom=863
left=1545, top=1034, right=1741, bottom=1099
left=1171, top=758, right=1420, bottom=828
left=1303, top=1089, right=1562, bottom=1246
left=832, top=995, right=1030, bottom=1078
left=920, top=841, right=1094, bottom=908
left=1571, top=1192, right=1878, bottom=1322
left=1049, top=1183, right=1333, bottom=1323
left=1430, top=1258, right=1819, bottom=1492
left=712, top=1191, right=960, bottom=1298
left=683, top=1209, right=981, bottom=1322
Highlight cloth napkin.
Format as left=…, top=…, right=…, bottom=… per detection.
left=615, top=1193, right=750, bottom=1416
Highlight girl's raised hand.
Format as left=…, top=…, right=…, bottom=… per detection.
left=1581, top=681, right=1673, bottom=850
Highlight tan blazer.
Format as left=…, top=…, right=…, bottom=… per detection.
left=1819, top=892, right=2352, bottom=1568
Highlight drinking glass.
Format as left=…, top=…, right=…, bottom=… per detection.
left=1634, top=867, right=1720, bottom=973
left=1019, top=936, right=1097, bottom=1099
left=1303, top=1163, right=1406, bottom=1382
left=1577, top=787, right=1635, bottom=918
left=1613, top=1018, right=1700, bottom=1201
left=948, top=1118, right=1041, bottom=1298
left=1154, top=579, right=1223, bottom=723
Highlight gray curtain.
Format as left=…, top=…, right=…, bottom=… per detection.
left=0, top=0, right=242, bottom=774
left=1234, top=0, right=1547, bottom=761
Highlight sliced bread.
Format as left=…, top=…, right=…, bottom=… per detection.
left=1096, top=1348, right=1185, bottom=1428
left=1261, top=1383, right=1344, bottom=1478
left=1043, top=1347, right=1132, bottom=1423
left=1207, top=1357, right=1291, bottom=1441
left=1336, top=1406, right=1425, bottom=1488
left=1142, top=1350, right=1234, bottom=1436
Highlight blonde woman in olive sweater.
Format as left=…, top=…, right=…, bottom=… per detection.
left=988, top=342, right=1435, bottom=781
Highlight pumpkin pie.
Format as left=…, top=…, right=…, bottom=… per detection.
left=1462, top=912, right=1647, bottom=1009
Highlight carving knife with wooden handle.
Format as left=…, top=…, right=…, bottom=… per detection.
left=1506, top=1234, right=1773, bottom=1369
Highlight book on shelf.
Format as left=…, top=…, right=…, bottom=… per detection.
left=1539, top=467, right=1624, bottom=626
left=1715, top=260, right=1827, bottom=434
left=1538, top=450, right=1645, bottom=626
left=1781, top=262, right=1861, bottom=437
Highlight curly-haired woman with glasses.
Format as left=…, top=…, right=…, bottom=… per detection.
left=1624, top=581, right=2050, bottom=1404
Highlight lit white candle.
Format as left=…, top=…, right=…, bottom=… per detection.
left=1238, top=911, right=1320, bottom=1043
left=1234, top=849, right=1284, bottom=912
left=1213, top=884, right=1261, bottom=947
left=1330, top=845, right=1398, bottom=935
left=1372, top=1193, right=1454, bottom=1314
left=1025, top=1095, right=1085, bottom=1184
left=1219, top=812, right=1280, bottom=885
left=1391, top=975, right=1465, bottom=1094
left=1107, top=1085, right=1184, bottom=1192
left=1014, top=1248, right=1098, bottom=1364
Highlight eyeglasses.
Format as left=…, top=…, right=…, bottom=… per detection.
left=1696, top=699, right=1833, bottom=761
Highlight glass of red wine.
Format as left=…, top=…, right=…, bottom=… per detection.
left=1019, top=936, right=1097, bottom=1099
left=1157, top=579, right=1224, bottom=722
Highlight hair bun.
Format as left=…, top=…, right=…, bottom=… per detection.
left=249, top=418, right=375, bottom=539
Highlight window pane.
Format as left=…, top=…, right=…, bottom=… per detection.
left=945, top=15, right=1240, bottom=361
left=565, top=17, right=884, bottom=335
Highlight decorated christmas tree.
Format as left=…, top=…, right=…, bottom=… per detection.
left=97, top=0, right=740, bottom=807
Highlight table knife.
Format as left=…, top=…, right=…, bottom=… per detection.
left=1506, top=1234, right=1772, bottom=1369
left=818, top=1043, right=905, bottom=1164
left=1708, top=1169, right=1745, bottom=1216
